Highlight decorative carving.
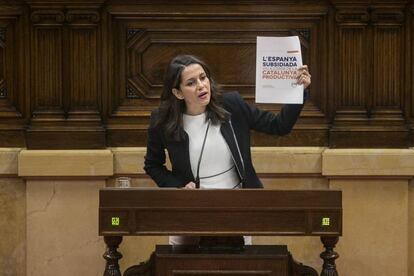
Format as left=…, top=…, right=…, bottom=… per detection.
left=66, top=10, right=100, bottom=24
left=31, top=10, right=100, bottom=25
left=336, top=10, right=370, bottom=23
left=0, top=28, right=5, bottom=43
left=0, top=87, right=6, bottom=98
left=336, top=9, right=404, bottom=24
left=127, top=84, right=141, bottom=99
left=30, top=10, right=65, bottom=24
left=127, top=29, right=143, bottom=41
left=103, top=236, right=123, bottom=276
left=320, top=236, right=339, bottom=276
left=289, top=253, right=318, bottom=276
left=124, top=253, right=154, bottom=276
left=296, top=29, right=311, bottom=41
left=371, top=10, right=404, bottom=23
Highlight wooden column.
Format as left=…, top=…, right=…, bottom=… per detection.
left=320, top=236, right=339, bottom=276
left=103, top=236, right=123, bottom=276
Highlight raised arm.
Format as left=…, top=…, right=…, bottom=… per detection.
left=238, top=65, right=309, bottom=135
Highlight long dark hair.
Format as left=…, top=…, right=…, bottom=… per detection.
left=156, top=55, right=229, bottom=141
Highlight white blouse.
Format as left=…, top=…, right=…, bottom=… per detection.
left=170, top=112, right=250, bottom=246
left=182, top=112, right=240, bottom=189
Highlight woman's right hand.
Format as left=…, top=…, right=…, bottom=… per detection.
left=183, top=182, right=196, bottom=189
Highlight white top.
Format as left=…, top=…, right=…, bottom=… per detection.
left=182, top=112, right=240, bottom=189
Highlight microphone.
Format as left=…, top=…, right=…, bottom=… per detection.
left=195, top=120, right=210, bottom=189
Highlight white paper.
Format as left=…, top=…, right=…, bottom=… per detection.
left=255, top=36, right=303, bottom=104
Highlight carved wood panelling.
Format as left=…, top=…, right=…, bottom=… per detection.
left=68, top=29, right=98, bottom=108
left=335, top=10, right=370, bottom=23
left=330, top=5, right=409, bottom=148
left=32, top=28, right=63, bottom=109
left=30, top=10, right=65, bottom=25
left=0, top=27, right=6, bottom=99
left=335, top=8, right=369, bottom=113
left=410, top=4, right=414, bottom=144
left=373, top=27, right=402, bottom=108
left=66, top=10, right=99, bottom=25
left=30, top=10, right=64, bottom=113
left=27, top=8, right=105, bottom=149
left=0, top=0, right=412, bottom=148
left=107, top=11, right=326, bottom=146
left=129, top=30, right=310, bottom=102
left=372, top=9, right=404, bottom=111
left=66, top=11, right=100, bottom=112
left=338, top=27, right=366, bottom=108
left=371, top=9, right=404, bottom=24
left=126, top=29, right=309, bottom=101
left=0, top=21, right=18, bottom=111
left=0, top=7, right=27, bottom=147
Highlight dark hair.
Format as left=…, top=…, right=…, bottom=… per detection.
left=156, top=55, right=230, bottom=141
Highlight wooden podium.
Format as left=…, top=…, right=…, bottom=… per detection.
left=99, top=189, right=342, bottom=276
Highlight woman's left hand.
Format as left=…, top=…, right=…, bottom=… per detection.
left=296, top=65, right=311, bottom=89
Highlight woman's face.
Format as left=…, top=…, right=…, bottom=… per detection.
left=172, top=63, right=211, bottom=115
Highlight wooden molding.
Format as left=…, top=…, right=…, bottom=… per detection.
left=371, top=9, right=405, bottom=24
left=30, top=9, right=65, bottom=24
left=66, top=10, right=100, bottom=24
left=335, top=10, right=370, bottom=23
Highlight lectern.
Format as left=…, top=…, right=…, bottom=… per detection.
left=99, top=189, right=342, bottom=276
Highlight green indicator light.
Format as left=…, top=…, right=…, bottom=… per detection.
left=321, top=217, right=330, bottom=226
left=111, top=217, right=120, bottom=226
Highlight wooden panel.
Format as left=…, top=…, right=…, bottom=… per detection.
left=107, top=5, right=329, bottom=146
left=99, top=189, right=342, bottom=236
left=0, top=8, right=27, bottom=147
left=0, top=0, right=413, bottom=148
left=26, top=8, right=105, bottom=149
left=32, top=27, right=63, bottom=109
left=334, top=9, right=369, bottom=112
left=330, top=5, right=410, bottom=148
left=155, top=245, right=288, bottom=276
left=30, top=9, right=64, bottom=116
left=66, top=10, right=100, bottom=110
left=338, top=27, right=366, bottom=108
left=371, top=9, right=405, bottom=125
left=68, top=29, right=98, bottom=107
left=0, top=27, right=6, bottom=99
left=126, top=29, right=309, bottom=100
left=373, top=26, right=402, bottom=108
left=410, top=4, right=414, bottom=144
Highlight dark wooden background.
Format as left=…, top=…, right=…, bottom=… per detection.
left=0, top=0, right=413, bottom=149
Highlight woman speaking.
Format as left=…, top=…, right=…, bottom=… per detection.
left=144, top=54, right=311, bottom=245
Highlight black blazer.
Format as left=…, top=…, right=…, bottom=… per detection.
left=144, top=91, right=304, bottom=188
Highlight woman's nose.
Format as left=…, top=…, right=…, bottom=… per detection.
left=196, top=78, right=205, bottom=89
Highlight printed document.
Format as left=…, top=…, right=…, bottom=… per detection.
left=255, top=36, right=303, bottom=104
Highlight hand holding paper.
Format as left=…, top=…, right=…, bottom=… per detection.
left=255, top=36, right=310, bottom=104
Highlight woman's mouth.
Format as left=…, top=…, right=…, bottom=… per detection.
left=198, top=91, right=208, bottom=99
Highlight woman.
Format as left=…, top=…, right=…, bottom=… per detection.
left=144, top=55, right=310, bottom=245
